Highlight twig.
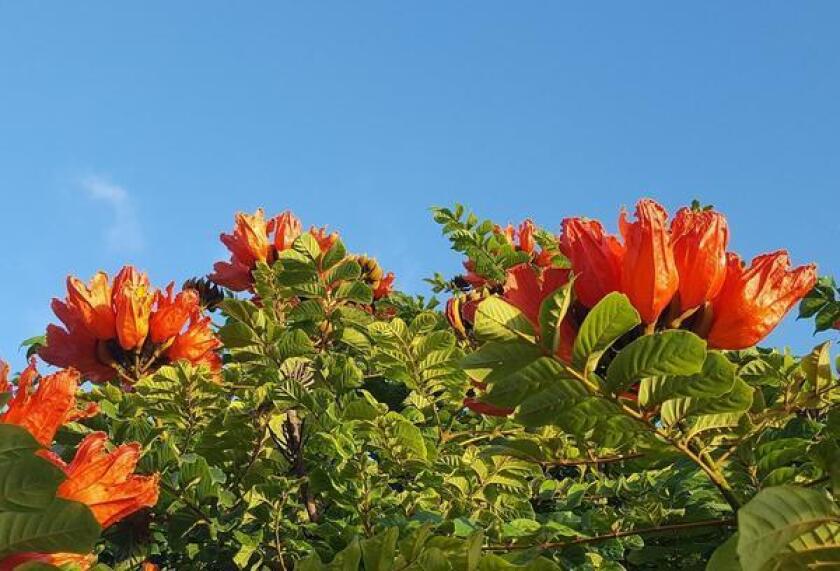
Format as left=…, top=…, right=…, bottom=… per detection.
left=485, top=517, right=735, bottom=552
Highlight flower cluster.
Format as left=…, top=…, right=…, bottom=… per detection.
left=560, top=199, right=816, bottom=349
left=454, top=199, right=817, bottom=417
left=39, top=266, right=221, bottom=384
left=0, top=360, right=159, bottom=569
left=211, top=208, right=394, bottom=300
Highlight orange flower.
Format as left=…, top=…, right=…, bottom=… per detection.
left=221, top=209, right=273, bottom=267
left=463, top=397, right=514, bottom=417
left=149, top=285, right=199, bottom=343
left=0, top=551, right=96, bottom=571
left=113, top=267, right=154, bottom=350
left=269, top=210, right=303, bottom=251
left=671, top=207, right=729, bottom=311
left=209, top=259, right=254, bottom=292
left=559, top=217, right=624, bottom=308
left=65, top=272, right=116, bottom=340
left=707, top=251, right=817, bottom=349
left=373, top=272, right=395, bottom=300
left=503, top=264, right=570, bottom=327
left=309, top=226, right=339, bottom=252
left=502, top=264, right=576, bottom=362
left=619, top=199, right=679, bottom=324
left=41, top=266, right=220, bottom=383
left=517, top=220, right=536, bottom=254
left=0, top=360, right=96, bottom=447
left=166, top=314, right=222, bottom=367
left=41, top=299, right=115, bottom=382
left=55, top=432, right=159, bottom=529
left=211, top=210, right=339, bottom=291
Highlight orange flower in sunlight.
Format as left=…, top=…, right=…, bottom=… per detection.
left=221, top=209, right=273, bottom=268
left=66, top=272, right=116, bottom=340
left=54, top=432, right=159, bottom=529
left=373, top=272, right=395, bottom=300
left=0, top=360, right=96, bottom=447
left=503, top=264, right=576, bottom=363
left=707, top=251, right=817, bottom=349
left=41, top=266, right=220, bottom=383
left=619, top=199, right=679, bottom=324
left=450, top=198, right=817, bottom=357
left=149, top=286, right=199, bottom=343
left=113, top=267, right=154, bottom=350
left=166, top=314, right=222, bottom=363
left=670, top=207, right=729, bottom=312
left=309, top=226, right=339, bottom=253
left=559, top=217, right=624, bottom=308
left=211, top=209, right=345, bottom=292
left=503, top=264, right=569, bottom=326
left=270, top=210, right=303, bottom=251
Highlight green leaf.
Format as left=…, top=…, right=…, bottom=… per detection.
left=638, top=351, right=736, bottom=407
left=606, top=330, right=706, bottom=393
left=0, top=498, right=100, bottom=559
left=572, top=292, right=641, bottom=372
left=802, top=341, right=833, bottom=394
left=736, top=486, right=839, bottom=571
left=706, top=533, right=742, bottom=570
left=334, top=281, right=373, bottom=305
left=461, top=342, right=543, bottom=385
left=293, top=232, right=323, bottom=261
left=515, top=380, right=589, bottom=427
left=324, top=258, right=362, bottom=286
left=486, top=357, right=585, bottom=409
left=473, top=298, right=536, bottom=344
left=0, top=426, right=65, bottom=512
left=361, top=527, right=399, bottom=571
left=661, top=378, right=752, bottom=426
left=218, top=321, right=258, bottom=349
left=320, top=238, right=348, bottom=270
left=538, top=282, right=572, bottom=356
left=277, top=329, right=316, bottom=358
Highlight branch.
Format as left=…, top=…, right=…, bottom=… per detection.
left=485, top=518, right=736, bottom=552
left=284, top=409, right=320, bottom=523
left=160, top=480, right=212, bottom=525
left=541, top=453, right=644, bottom=467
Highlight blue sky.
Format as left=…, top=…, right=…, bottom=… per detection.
left=1, top=2, right=838, bottom=368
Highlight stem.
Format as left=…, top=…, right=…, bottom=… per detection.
left=284, top=409, right=320, bottom=522
left=160, top=481, right=212, bottom=524
left=674, top=439, right=741, bottom=510
left=542, top=453, right=644, bottom=467
left=485, top=517, right=735, bottom=552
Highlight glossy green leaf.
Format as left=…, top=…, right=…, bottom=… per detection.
left=572, top=292, right=641, bottom=372
left=606, top=330, right=706, bottom=393
left=737, top=486, right=840, bottom=571
left=473, top=298, right=536, bottom=344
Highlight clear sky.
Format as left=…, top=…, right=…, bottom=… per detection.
left=1, top=2, right=838, bottom=367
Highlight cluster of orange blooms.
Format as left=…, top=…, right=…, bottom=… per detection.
left=0, top=208, right=396, bottom=568
left=0, top=361, right=158, bottom=569
left=210, top=208, right=394, bottom=299
left=39, top=266, right=221, bottom=385
left=457, top=199, right=817, bottom=416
